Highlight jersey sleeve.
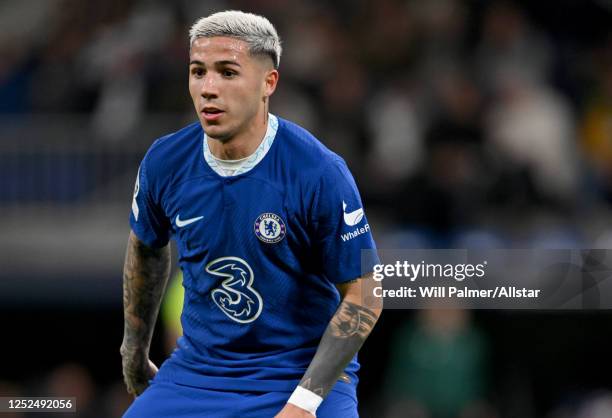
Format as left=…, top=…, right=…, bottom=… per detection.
left=129, top=154, right=171, bottom=248
left=311, top=158, right=379, bottom=283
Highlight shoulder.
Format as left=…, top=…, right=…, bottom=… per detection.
left=276, top=117, right=346, bottom=177
left=274, top=118, right=358, bottom=218
left=138, top=121, right=203, bottom=198
left=143, top=121, right=202, bottom=172
left=138, top=121, right=202, bottom=192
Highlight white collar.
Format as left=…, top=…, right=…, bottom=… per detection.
left=203, top=114, right=279, bottom=177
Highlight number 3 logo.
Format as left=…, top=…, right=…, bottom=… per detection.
left=206, top=257, right=263, bottom=323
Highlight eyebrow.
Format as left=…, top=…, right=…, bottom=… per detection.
left=189, top=60, right=241, bottom=67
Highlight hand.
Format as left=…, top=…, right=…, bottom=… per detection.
left=274, top=403, right=315, bottom=418
left=120, top=346, right=158, bottom=397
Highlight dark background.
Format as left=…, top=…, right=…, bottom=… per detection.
left=1, top=0, right=612, bottom=416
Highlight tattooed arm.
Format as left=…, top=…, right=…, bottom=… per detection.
left=120, top=230, right=171, bottom=396
left=275, top=275, right=382, bottom=417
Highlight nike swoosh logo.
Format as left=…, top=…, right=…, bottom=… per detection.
left=175, top=214, right=204, bottom=228
left=342, top=201, right=364, bottom=227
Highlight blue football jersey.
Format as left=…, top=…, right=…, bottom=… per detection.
left=129, top=116, right=378, bottom=395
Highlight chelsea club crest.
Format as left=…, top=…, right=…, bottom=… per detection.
left=254, top=213, right=286, bottom=244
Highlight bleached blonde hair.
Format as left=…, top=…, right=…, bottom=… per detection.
left=189, top=10, right=282, bottom=69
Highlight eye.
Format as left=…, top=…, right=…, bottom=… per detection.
left=222, top=69, right=237, bottom=78
left=191, top=67, right=205, bottom=78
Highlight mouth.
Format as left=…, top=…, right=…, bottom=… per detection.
left=201, top=106, right=225, bottom=122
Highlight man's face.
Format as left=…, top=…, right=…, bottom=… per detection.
left=189, top=36, right=276, bottom=141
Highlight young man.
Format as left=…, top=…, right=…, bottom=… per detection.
left=121, top=10, right=381, bottom=418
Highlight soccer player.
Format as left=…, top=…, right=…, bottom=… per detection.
left=120, top=10, right=381, bottom=418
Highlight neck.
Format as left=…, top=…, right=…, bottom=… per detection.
left=208, top=110, right=269, bottom=160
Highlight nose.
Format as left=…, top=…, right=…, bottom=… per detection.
left=201, top=73, right=219, bottom=100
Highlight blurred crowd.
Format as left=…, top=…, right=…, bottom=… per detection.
left=2, top=0, right=612, bottom=242
left=1, top=0, right=612, bottom=417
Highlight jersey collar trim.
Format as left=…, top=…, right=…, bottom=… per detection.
left=203, top=114, right=279, bottom=177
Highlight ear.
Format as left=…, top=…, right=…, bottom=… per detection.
left=263, top=69, right=279, bottom=99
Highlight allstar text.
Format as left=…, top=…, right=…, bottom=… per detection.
left=373, top=286, right=541, bottom=299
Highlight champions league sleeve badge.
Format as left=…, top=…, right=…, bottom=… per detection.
left=254, top=213, right=286, bottom=244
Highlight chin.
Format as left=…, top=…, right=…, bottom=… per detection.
left=202, top=124, right=232, bottom=142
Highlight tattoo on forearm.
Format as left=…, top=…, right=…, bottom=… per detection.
left=298, top=301, right=379, bottom=398
left=330, top=301, right=376, bottom=338
left=121, top=232, right=170, bottom=372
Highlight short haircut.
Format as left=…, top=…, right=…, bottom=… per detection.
left=189, top=10, right=282, bottom=69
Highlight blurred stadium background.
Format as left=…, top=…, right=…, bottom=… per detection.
left=1, top=0, right=612, bottom=417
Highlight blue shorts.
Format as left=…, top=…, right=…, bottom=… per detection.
left=123, top=380, right=358, bottom=418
